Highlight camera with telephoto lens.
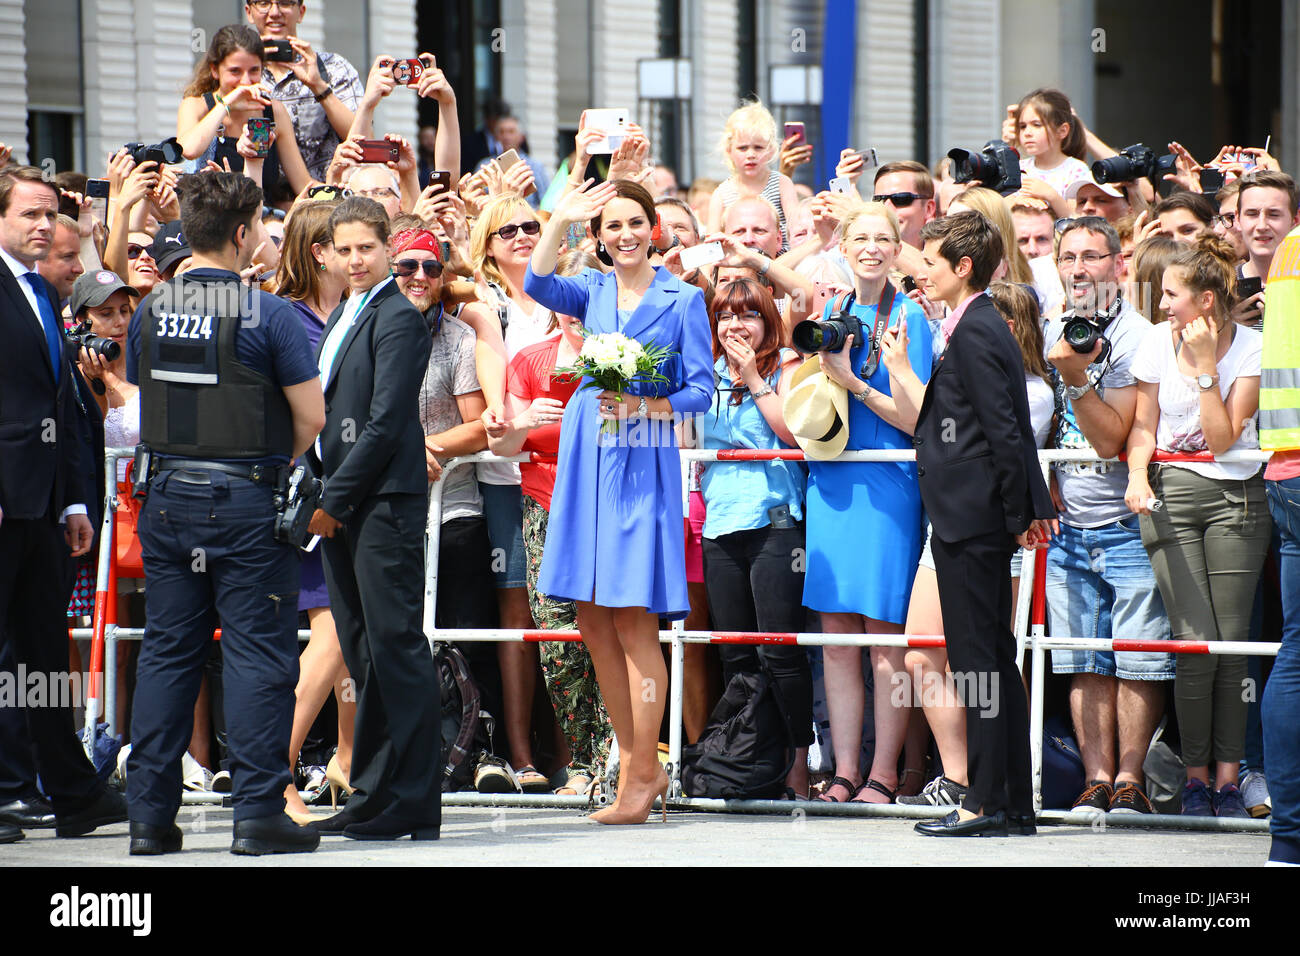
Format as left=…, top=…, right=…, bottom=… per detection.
left=124, top=138, right=184, bottom=166
left=948, top=140, right=1022, bottom=195
left=1091, top=143, right=1177, bottom=186
left=792, top=298, right=866, bottom=355
left=274, top=464, right=324, bottom=549
left=66, top=317, right=121, bottom=361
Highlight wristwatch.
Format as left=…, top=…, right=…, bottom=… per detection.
left=637, top=396, right=649, bottom=418
left=750, top=384, right=774, bottom=400
left=1065, top=381, right=1094, bottom=402
left=852, top=383, right=873, bottom=406
left=1197, top=373, right=1220, bottom=391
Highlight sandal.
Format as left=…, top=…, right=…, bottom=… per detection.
left=516, top=765, right=550, bottom=793
left=555, top=768, right=594, bottom=796
left=850, top=779, right=896, bottom=804
left=816, top=776, right=860, bottom=803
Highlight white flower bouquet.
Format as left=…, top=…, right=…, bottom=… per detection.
left=554, top=331, right=675, bottom=435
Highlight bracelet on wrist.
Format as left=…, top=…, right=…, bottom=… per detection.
left=314, top=86, right=333, bottom=103
left=750, top=383, right=774, bottom=400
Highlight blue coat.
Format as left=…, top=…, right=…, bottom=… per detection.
left=524, top=264, right=713, bottom=619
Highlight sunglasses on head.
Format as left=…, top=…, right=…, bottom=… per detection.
left=872, top=192, right=927, bottom=208
left=493, top=220, right=541, bottom=241
left=392, top=258, right=444, bottom=280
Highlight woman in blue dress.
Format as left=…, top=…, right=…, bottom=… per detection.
left=524, top=179, right=713, bottom=824
left=802, top=203, right=933, bottom=805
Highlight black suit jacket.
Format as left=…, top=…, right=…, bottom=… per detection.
left=0, top=257, right=84, bottom=521
left=913, top=293, right=1053, bottom=543
left=308, top=280, right=432, bottom=519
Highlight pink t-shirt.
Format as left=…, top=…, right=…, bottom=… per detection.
left=1265, top=449, right=1300, bottom=481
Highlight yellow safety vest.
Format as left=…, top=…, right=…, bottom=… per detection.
left=1261, top=224, right=1300, bottom=450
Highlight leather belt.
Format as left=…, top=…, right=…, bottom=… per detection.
left=152, top=459, right=282, bottom=485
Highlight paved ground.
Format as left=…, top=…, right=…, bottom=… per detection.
left=2, top=805, right=1270, bottom=866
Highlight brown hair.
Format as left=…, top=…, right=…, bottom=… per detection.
left=919, top=210, right=1003, bottom=291
left=1166, top=233, right=1239, bottom=325
left=1237, top=169, right=1299, bottom=218
left=593, top=179, right=658, bottom=236
left=329, top=196, right=390, bottom=244
left=1014, top=88, right=1086, bottom=160
left=873, top=160, right=934, bottom=199
left=183, top=24, right=265, bottom=98
left=1131, top=234, right=1181, bottom=323
left=1153, top=190, right=1217, bottom=226
left=710, top=278, right=784, bottom=401
left=274, top=199, right=339, bottom=303
left=0, top=165, right=57, bottom=215
left=988, top=281, right=1050, bottom=383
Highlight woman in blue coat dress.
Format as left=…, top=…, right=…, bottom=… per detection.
left=524, top=178, right=713, bottom=824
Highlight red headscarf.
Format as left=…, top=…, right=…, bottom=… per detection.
left=391, top=228, right=441, bottom=259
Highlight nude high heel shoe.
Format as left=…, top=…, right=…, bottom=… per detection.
left=326, top=754, right=354, bottom=810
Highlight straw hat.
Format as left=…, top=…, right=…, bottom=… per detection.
left=782, top=356, right=849, bottom=461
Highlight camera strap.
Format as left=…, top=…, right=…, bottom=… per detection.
left=859, top=282, right=897, bottom=379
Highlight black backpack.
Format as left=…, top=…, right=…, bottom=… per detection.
left=681, top=668, right=794, bottom=800
left=434, top=642, right=494, bottom=792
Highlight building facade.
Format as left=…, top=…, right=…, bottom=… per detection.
left=5, top=0, right=1297, bottom=189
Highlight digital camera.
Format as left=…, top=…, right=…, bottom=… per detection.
left=66, top=318, right=121, bottom=361
left=1091, top=143, right=1177, bottom=186
left=124, top=139, right=183, bottom=166
left=948, top=140, right=1022, bottom=195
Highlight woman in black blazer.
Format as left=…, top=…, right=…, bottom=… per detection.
left=307, top=197, right=440, bottom=841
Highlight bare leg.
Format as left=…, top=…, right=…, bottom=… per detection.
left=189, top=674, right=212, bottom=770
left=821, top=611, right=867, bottom=800
left=497, top=586, right=540, bottom=770
left=1071, top=673, right=1118, bottom=784
left=904, top=567, right=967, bottom=786
left=1115, top=678, right=1164, bottom=786
left=284, top=607, right=350, bottom=816
left=854, top=620, right=907, bottom=802
left=577, top=602, right=632, bottom=815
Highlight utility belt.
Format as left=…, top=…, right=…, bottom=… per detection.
left=130, top=444, right=322, bottom=548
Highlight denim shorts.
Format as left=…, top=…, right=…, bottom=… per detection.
left=1047, top=515, right=1173, bottom=680
left=479, top=481, right=528, bottom=589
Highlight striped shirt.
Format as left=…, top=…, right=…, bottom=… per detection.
left=717, top=170, right=789, bottom=249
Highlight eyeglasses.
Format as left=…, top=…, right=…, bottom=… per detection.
left=392, top=258, right=444, bottom=280
left=872, top=192, right=927, bottom=208
left=353, top=187, right=397, bottom=200
left=248, top=1, right=301, bottom=11
left=493, top=220, right=541, bottom=242
left=1057, top=252, right=1115, bottom=267
left=1213, top=213, right=1237, bottom=229
left=848, top=234, right=899, bottom=248
left=716, top=311, right=763, bottom=324
left=127, top=244, right=153, bottom=260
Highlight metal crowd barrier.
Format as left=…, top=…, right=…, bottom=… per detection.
left=82, top=444, right=1279, bottom=829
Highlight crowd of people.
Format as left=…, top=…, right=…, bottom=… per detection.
left=0, top=2, right=1297, bottom=862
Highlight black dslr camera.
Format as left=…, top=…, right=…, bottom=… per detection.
left=124, top=138, right=184, bottom=166
left=792, top=293, right=863, bottom=355
left=273, top=464, right=324, bottom=549
left=66, top=318, right=121, bottom=361
left=1091, top=144, right=1177, bottom=186
left=948, top=140, right=1022, bottom=195
left=1062, top=315, right=1112, bottom=365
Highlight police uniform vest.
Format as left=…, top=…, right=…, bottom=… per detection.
left=138, top=274, right=294, bottom=459
left=1261, top=225, right=1300, bottom=451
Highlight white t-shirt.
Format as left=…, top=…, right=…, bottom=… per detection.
left=1020, top=155, right=1091, bottom=199
left=478, top=296, right=553, bottom=487
left=1026, top=375, right=1054, bottom=449
left=1129, top=321, right=1263, bottom=481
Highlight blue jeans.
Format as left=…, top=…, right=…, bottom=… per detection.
left=1264, top=477, right=1300, bottom=864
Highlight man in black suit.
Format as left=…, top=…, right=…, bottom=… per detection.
left=307, top=198, right=440, bottom=841
left=0, top=165, right=127, bottom=844
left=910, top=211, right=1055, bottom=837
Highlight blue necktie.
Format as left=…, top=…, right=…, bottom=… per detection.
left=24, top=272, right=62, bottom=384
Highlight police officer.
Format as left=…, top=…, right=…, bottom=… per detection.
left=124, top=171, right=326, bottom=855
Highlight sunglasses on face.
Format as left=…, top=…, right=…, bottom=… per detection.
left=872, top=192, right=927, bottom=208
left=493, top=220, right=541, bottom=242
left=127, top=245, right=152, bottom=260
left=392, top=258, right=444, bottom=280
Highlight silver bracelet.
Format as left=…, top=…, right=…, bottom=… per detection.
left=750, top=384, right=774, bottom=399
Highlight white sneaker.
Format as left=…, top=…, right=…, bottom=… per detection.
left=1239, top=770, right=1271, bottom=818
left=182, top=752, right=214, bottom=791
left=111, top=743, right=132, bottom=790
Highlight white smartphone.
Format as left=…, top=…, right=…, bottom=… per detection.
left=580, top=108, right=630, bottom=154
left=302, top=534, right=321, bottom=553
left=828, top=177, right=854, bottom=195
left=679, top=241, right=725, bottom=272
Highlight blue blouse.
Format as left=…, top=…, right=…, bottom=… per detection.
left=698, top=348, right=805, bottom=539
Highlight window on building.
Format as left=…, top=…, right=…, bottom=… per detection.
left=25, top=0, right=84, bottom=170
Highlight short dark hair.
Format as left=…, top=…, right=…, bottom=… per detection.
left=1238, top=170, right=1299, bottom=217
left=874, top=160, right=934, bottom=198
left=1056, top=215, right=1121, bottom=255
left=1153, top=190, right=1217, bottom=225
left=329, top=196, right=391, bottom=244
left=176, top=170, right=264, bottom=254
left=0, top=165, right=57, bottom=216
left=920, top=211, right=1002, bottom=290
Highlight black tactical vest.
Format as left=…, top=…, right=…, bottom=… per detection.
left=139, top=275, right=293, bottom=459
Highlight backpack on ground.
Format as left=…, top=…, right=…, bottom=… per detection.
left=434, top=642, right=493, bottom=792
left=681, top=667, right=794, bottom=800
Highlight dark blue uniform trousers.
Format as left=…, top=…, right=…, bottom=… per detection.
left=127, top=471, right=299, bottom=825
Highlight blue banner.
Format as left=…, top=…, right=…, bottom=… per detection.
left=820, top=0, right=858, bottom=187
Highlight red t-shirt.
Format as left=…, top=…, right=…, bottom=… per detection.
left=507, top=334, right=580, bottom=511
